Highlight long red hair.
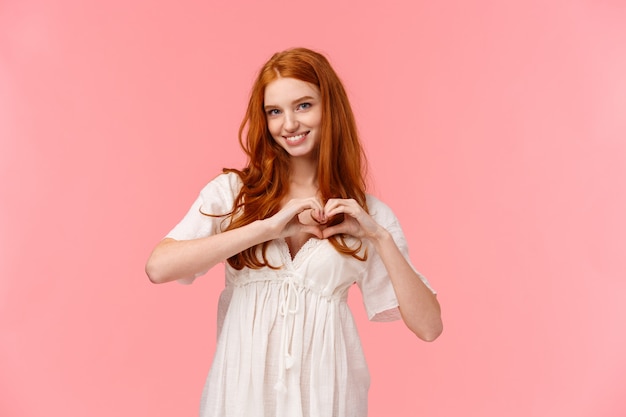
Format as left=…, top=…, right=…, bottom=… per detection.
left=221, top=47, right=368, bottom=269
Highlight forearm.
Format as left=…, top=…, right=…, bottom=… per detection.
left=371, top=229, right=443, bottom=341
left=145, top=219, right=273, bottom=284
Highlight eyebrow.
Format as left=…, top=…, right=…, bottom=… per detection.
left=264, top=96, right=317, bottom=110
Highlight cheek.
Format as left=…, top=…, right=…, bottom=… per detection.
left=266, top=118, right=281, bottom=137
left=309, top=110, right=322, bottom=128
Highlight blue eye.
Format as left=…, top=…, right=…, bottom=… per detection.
left=297, top=103, right=311, bottom=111
left=266, top=109, right=281, bottom=116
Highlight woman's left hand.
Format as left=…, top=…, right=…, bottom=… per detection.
left=321, top=198, right=382, bottom=240
left=323, top=199, right=443, bottom=342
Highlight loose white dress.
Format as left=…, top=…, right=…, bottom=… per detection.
left=166, top=172, right=434, bottom=417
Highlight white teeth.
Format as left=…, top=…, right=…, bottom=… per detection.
left=285, top=133, right=306, bottom=142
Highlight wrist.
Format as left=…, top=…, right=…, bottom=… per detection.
left=369, top=225, right=392, bottom=247
left=257, top=218, right=281, bottom=241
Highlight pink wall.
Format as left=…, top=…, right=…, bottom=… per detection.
left=2, top=1, right=625, bottom=416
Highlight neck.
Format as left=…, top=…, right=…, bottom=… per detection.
left=289, top=156, right=318, bottom=187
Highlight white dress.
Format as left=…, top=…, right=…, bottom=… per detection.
left=166, top=172, right=434, bottom=417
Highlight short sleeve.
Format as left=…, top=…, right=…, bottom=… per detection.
left=357, top=195, right=436, bottom=322
left=166, top=172, right=241, bottom=241
left=164, top=172, right=242, bottom=283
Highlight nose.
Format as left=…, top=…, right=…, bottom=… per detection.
left=283, top=111, right=299, bottom=132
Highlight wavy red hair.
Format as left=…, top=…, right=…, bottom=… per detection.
left=220, top=47, right=369, bottom=269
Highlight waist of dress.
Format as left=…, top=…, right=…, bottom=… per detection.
left=226, top=273, right=351, bottom=303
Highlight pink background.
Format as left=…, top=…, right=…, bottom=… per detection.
left=2, top=1, right=625, bottom=416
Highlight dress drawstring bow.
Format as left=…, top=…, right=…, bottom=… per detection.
left=274, top=274, right=301, bottom=392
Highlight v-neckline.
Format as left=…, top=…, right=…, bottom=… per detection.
left=281, top=237, right=322, bottom=267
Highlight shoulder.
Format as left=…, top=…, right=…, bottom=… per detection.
left=199, top=171, right=243, bottom=197
left=365, top=193, right=413, bottom=255
left=197, top=171, right=243, bottom=214
left=365, top=194, right=398, bottom=226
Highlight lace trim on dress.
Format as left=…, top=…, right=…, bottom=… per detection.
left=280, top=237, right=322, bottom=269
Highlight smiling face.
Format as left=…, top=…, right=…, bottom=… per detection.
left=264, top=77, right=322, bottom=161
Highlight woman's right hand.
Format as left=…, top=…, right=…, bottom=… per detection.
left=147, top=197, right=325, bottom=284
left=265, top=197, right=326, bottom=240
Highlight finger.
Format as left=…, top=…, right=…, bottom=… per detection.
left=310, top=208, right=327, bottom=224
left=287, top=198, right=323, bottom=218
left=301, top=225, right=324, bottom=239
left=309, top=195, right=325, bottom=208
left=297, top=208, right=325, bottom=227
left=321, top=225, right=341, bottom=239
left=322, top=223, right=355, bottom=239
left=323, top=198, right=343, bottom=212
left=325, top=202, right=359, bottom=220
left=322, top=199, right=343, bottom=218
left=300, top=198, right=325, bottom=216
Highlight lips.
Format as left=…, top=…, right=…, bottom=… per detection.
left=283, top=131, right=309, bottom=145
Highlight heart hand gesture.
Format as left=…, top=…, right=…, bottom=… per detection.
left=265, top=197, right=326, bottom=240
left=321, top=198, right=383, bottom=240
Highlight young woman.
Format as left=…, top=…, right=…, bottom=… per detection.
left=146, top=47, right=442, bottom=417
